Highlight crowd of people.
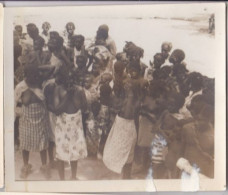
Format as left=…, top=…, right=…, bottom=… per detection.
left=14, top=21, right=215, bottom=180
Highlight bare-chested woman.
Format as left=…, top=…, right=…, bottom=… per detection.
left=15, top=64, right=50, bottom=179
left=52, top=65, right=88, bottom=180
left=103, top=74, right=140, bottom=179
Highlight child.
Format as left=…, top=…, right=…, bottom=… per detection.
left=150, top=92, right=185, bottom=179
left=145, top=53, right=165, bottom=81
left=83, top=74, right=100, bottom=157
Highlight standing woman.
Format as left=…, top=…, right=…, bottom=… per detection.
left=14, top=64, right=50, bottom=179
left=53, top=66, right=88, bottom=180
left=103, top=78, right=140, bottom=179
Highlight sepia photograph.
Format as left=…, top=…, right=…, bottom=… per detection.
left=4, top=3, right=226, bottom=192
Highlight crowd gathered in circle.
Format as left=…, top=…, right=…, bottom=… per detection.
left=14, top=21, right=214, bottom=180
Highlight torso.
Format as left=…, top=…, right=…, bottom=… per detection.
left=21, top=89, right=42, bottom=106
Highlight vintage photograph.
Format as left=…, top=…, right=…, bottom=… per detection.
left=4, top=3, right=226, bottom=192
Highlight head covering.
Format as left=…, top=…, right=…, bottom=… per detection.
left=66, top=22, right=75, bottom=30
left=98, top=24, right=109, bottom=32
left=124, top=42, right=144, bottom=59
left=42, top=22, right=51, bottom=29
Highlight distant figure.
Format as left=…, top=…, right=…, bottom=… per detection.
left=63, top=22, right=75, bottom=49
left=41, top=22, right=51, bottom=51
left=209, top=14, right=215, bottom=34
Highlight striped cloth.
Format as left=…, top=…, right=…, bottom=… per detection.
left=19, top=103, right=50, bottom=152
left=151, top=133, right=168, bottom=164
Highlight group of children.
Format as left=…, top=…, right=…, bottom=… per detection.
left=14, top=21, right=214, bottom=180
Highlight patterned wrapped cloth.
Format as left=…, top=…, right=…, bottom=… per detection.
left=19, top=103, right=50, bottom=152
left=103, top=115, right=137, bottom=174
left=55, top=110, right=88, bottom=162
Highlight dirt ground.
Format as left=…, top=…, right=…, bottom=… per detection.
left=15, top=149, right=147, bottom=181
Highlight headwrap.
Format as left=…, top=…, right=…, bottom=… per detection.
left=98, top=24, right=109, bottom=32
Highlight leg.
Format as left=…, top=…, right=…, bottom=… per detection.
left=70, top=161, right=78, bottom=180
left=122, top=163, right=132, bottom=179
left=98, top=130, right=107, bottom=155
left=40, top=150, right=51, bottom=179
left=14, top=117, right=20, bottom=147
left=22, top=150, right=29, bottom=166
left=40, top=150, right=47, bottom=165
left=57, top=160, right=65, bottom=180
left=48, top=141, right=55, bottom=166
left=20, top=150, right=32, bottom=179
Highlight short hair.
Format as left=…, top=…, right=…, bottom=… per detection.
left=161, top=42, right=172, bottom=52
left=49, top=31, right=60, bottom=39
left=15, top=25, right=22, bottom=32
left=170, top=49, right=185, bottom=63
left=187, top=72, right=203, bottom=90
left=72, top=35, right=85, bottom=43
left=66, top=22, right=75, bottom=30
left=42, top=22, right=51, bottom=29
left=154, top=53, right=165, bottom=65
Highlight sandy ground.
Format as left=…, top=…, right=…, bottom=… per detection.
left=15, top=149, right=147, bottom=181
left=16, top=15, right=215, bottom=77
left=14, top=15, right=215, bottom=181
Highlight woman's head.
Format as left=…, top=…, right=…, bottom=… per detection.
left=24, top=64, right=42, bottom=87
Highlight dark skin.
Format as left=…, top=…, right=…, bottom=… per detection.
left=118, top=81, right=140, bottom=120
left=20, top=82, right=48, bottom=175
left=52, top=81, right=87, bottom=180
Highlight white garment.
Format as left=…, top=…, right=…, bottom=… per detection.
left=179, top=90, right=203, bottom=119
left=41, top=32, right=50, bottom=51
left=103, top=115, right=137, bottom=174
left=55, top=111, right=87, bottom=161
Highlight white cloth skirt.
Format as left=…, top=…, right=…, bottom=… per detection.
left=103, top=115, right=137, bottom=174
